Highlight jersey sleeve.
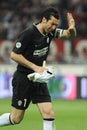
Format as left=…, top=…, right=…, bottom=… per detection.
left=54, top=28, right=64, bottom=38
left=12, top=28, right=32, bottom=54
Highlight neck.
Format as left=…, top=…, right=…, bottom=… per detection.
left=36, top=23, right=45, bottom=34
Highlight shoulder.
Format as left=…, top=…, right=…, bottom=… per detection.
left=18, top=24, right=35, bottom=38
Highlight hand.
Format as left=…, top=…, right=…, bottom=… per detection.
left=33, top=61, right=48, bottom=74
left=33, top=65, right=48, bottom=74
left=67, top=12, right=75, bottom=30
left=67, top=12, right=76, bottom=38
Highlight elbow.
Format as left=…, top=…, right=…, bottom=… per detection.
left=10, top=52, right=17, bottom=61
left=10, top=52, right=14, bottom=60
left=10, top=52, right=22, bottom=63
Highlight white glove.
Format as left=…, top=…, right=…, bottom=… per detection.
left=27, top=70, right=55, bottom=83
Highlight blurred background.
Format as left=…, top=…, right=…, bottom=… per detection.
left=0, top=1, right=87, bottom=130
left=0, top=0, right=87, bottom=99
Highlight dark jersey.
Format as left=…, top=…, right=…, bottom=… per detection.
left=13, top=23, right=63, bottom=74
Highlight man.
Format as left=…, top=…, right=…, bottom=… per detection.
left=0, top=7, right=76, bottom=130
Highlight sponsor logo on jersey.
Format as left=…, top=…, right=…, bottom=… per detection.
left=33, top=47, right=48, bottom=57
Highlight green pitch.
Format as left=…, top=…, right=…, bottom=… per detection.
left=0, top=98, right=87, bottom=130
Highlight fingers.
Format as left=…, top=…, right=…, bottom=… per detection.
left=67, top=12, right=74, bottom=21
left=67, top=12, right=73, bottom=18
left=67, top=12, right=75, bottom=27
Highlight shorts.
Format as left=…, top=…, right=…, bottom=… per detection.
left=11, top=71, right=51, bottom=110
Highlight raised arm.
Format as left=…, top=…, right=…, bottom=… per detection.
left=61, top=12, right=76, bottom=38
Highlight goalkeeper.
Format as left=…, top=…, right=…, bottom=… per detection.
left=0, top=7, right=76, bottom=130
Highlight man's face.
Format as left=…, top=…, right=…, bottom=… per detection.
left=44, top=16, right=59, bottom=33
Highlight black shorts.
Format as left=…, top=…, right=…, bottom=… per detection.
left=11, top=71, right=51, bottom=110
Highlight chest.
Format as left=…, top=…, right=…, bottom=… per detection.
left=32, top=33, right=52, bottom=49
left=28, top=33, right=52, bottom=58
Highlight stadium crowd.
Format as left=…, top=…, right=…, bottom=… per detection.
left=0, top=0, right=87, bottom=64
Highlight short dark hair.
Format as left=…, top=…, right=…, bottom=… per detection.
left=40, top=7, right=59, bottom=21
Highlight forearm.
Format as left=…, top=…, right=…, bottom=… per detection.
left=10, top=52, right=48, bottom=73
left=62, top=27, right=76, bottom=39
left=68, top=27, right=76, bottom=38
left=10, top=52, right=36, bottom=71
left=61, top=12, right=76, bottom=39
